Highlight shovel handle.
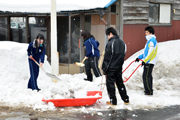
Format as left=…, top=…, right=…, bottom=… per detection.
left=101, top=18, right=107, bottom=26
left=31, top=57, right=39, bottom=66
left=122, top=59, right=143, bottom=73
left=98, top=51, right=105, bottom=68
left=81, top=57, right=86, bottom=63
left=30, top=57, right=44, bottom=71
left=122, top=59, right=143, bottom=83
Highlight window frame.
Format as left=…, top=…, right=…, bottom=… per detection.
left=149, top=2, right=172, bottom=26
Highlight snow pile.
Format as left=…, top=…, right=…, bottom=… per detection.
left=122, top=40, right=180, bottom=109
left=0, top=40, right=180, bottom=112
left=123, top=40, right=180, bottom=91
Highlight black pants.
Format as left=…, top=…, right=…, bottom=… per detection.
left=106, top=68, right=129, bottom=105
left=143, top=64, right=154, bottom=95
left=85, top=57, right=101, bottom=81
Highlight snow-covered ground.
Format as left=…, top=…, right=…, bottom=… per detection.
left=0, top=40, right=180, bottom=112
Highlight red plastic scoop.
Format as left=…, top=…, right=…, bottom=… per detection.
left=42, top=91, right=102, bottom=107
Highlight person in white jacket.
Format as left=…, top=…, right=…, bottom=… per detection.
left=135, top=26, right=158, bottom=95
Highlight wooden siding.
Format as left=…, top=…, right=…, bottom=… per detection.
left=173, top=0, right=180, bottom=20
left=150, top=0, right=173, bottom=4
left=91, top=0, right=180, bottom=25
left=123, top=0, right=149, bottom=24
left=123, top=0, right=180, bottom=24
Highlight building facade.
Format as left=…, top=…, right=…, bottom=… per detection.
left=0, top=0, right=180, bottom=74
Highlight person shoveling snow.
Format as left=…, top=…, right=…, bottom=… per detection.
left=27, top=33, right=46, bottom=92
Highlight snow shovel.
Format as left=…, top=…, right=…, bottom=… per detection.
left=31, top=57, right=61, bottom=81
left=99, top=59, right=143, bottom=87
left=75, top=57, right=86, bottom=67
left=42, top=91, right=102, bottom=107
left=122, top=59, right=143, bottom=83
left=98, top=51, right=105, bottom=68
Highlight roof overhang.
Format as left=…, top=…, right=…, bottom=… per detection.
left=0, top=0, right=117, bottom=14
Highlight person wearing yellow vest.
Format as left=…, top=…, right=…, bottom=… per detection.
left=135, top=26, right=158, bottom=95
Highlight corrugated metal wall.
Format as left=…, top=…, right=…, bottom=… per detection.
left=123, top=24, right=147, bottom=59
left=172, top=20, right=180, bottom=39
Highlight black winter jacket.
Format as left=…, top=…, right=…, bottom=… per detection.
left=102, top=35, right=126, bottom=73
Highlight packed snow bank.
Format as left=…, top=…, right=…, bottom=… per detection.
left=123, top=40, right=180, bottom=91
left=0, top=40, right=180, bottom=112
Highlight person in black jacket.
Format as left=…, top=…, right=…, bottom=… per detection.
left=102, top=27, right=129, bottom=105
left=81, top=30, right=101, bottom=82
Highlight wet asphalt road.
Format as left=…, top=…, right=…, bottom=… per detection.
left=0, top=105, right=180, bottom=120
left=67, top=105, right=180, bottom=120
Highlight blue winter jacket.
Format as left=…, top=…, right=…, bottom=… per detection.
left=27, top=40, right=46, bottom=63
left=84, top=37, right=100, bottom=57
left=138, top=35, right=158, bottom=65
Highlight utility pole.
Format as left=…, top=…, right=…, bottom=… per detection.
left=51, top=0, right=59, bottom=83
left=116, top=0, right=123, bottom=39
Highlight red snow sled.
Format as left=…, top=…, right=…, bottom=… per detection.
left=123, top=59, right=143, bottom=83
left=42, top=91, right=102, bottom=107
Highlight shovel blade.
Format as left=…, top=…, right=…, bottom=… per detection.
left=75, top=62, right=85, bottom=67
left=45, top=72, right=61, bottom=80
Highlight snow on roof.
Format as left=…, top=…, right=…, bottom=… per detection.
left=0, top=0, right=117, bottom=13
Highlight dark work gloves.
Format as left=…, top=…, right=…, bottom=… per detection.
left=135, top=58, right=145, bottom=66
left=141, top=61, right=145, bottom=67
left=135, top=58, right=139, bottom=62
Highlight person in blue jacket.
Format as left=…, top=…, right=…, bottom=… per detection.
left=81, top=30, right=101, bottom=82
left=27, top=33, right=46, bottom=92
left=135, top=26, right=158, bottom=95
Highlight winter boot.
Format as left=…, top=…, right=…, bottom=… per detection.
left=124, top=98, right=129, bottom=105
left=144, top=91, right=153, bottom=95
left=84, top=78, right=92, bottom=82
left=106, top=101, right=117, bottom=106
left=37, top=88, right=41, bottom=92
left=124, top=101, right=129, bottom=105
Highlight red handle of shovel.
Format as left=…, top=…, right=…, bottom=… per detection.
left=123, top=59, right=143, bottom=83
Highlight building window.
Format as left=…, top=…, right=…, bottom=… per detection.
left=111, top=5, right=116, bottom=13
left=159, top=4, right=171, bottom=23
left=11, top=17, right=26, bottom=43
left=149, top=3, right=159, bottom=23
left=0, top=17, right=8, bottom=41
left=57, top=15, right=91, bottom=64
left=149, top=3, right=171, bottom=24
left=29, top=17, right=47, bottom=45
